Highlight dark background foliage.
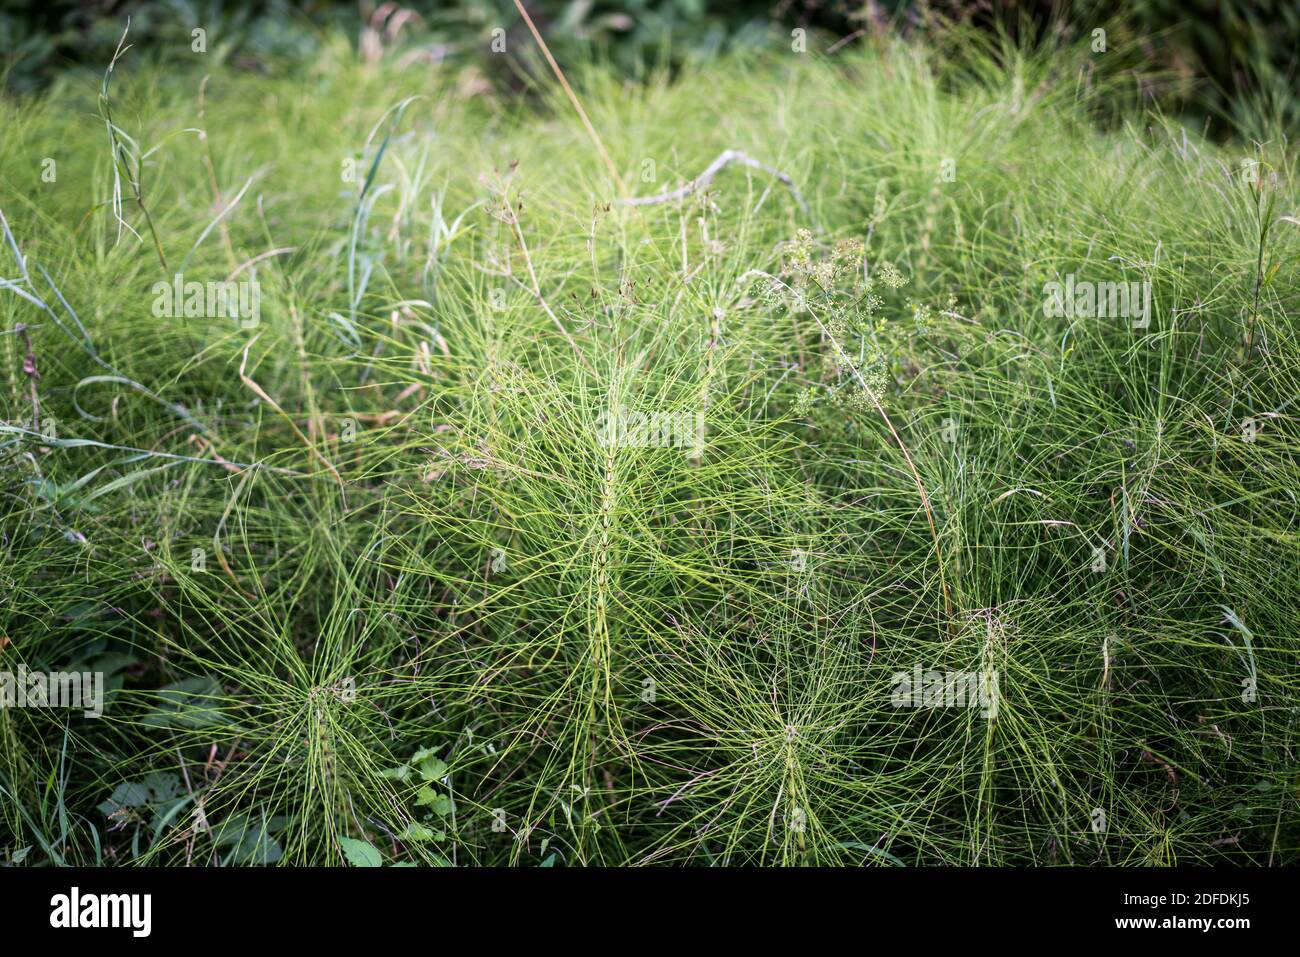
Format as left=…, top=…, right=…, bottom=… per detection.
left=3, top=0, right=1298, bottom=132
left=2, top=0, right=1298, bottom=129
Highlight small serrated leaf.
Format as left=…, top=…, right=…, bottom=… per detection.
left=430, top=793, right=454, bottom=817
left=142, top=676, right=228, bottom=729
left=399, top=822, right=441, bottom=842
left=338, top=836, right=382, bottom=867
left=411, top=748, right=448, bottom=782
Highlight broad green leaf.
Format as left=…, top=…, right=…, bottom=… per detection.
left=430, top=794, right=454, bottom=817
left=98, top=771, right=183, bottom=819
left=141, top=676, right=228, bottom=729
left=411, top=748, right=448, bottom=782
left=338, top=836, right=382, bottom=867
left=398, top=822, right=441, bottom=842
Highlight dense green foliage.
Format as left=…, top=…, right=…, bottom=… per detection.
left=5, top=1, right=1299, bottom=133
left=1, top=23, right=1298, bottom=865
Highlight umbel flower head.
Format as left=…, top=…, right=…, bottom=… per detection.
left=832, top=237, right=865, bottom=274
left=793, top=384, right=819, bottom=417
left=876, top=260, right=908, bottom=290
left=783, top=230, right=871, bottom=294
left=846, top=349, right=889, bottom=409
left=774, top=230, right=910, bottom=408
left=786, top=227, right=817, bottom=273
